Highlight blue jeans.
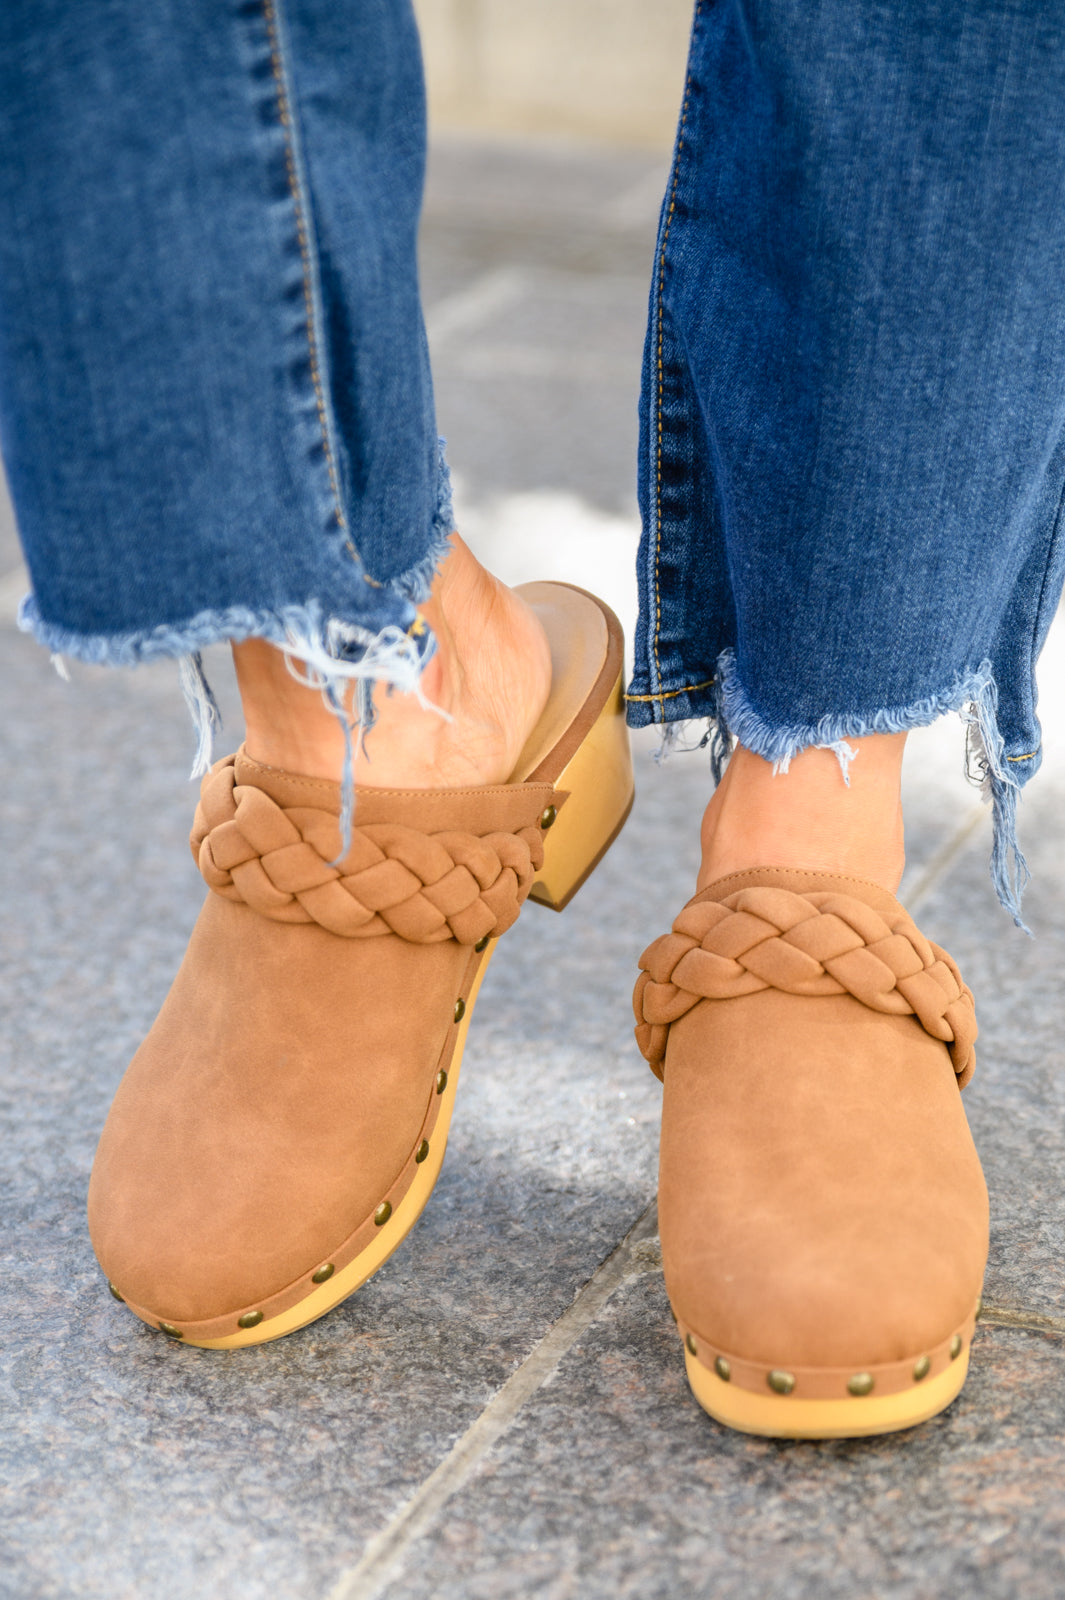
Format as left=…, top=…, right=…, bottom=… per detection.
left=3, top=2, right=1064, bottom=918
left=626, top=1, right=1065, bottom=920
left=0, top=0, right=448, bottom=683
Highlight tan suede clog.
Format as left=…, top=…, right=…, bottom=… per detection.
left=90, top=583, right=633, bottom=1347
left=634, top=867, right=988, bottom=1438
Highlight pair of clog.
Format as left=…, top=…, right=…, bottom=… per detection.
left=89, top=583, right=986, bottom=1436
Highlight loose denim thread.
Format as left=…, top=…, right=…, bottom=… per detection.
left=963, top=677, right=1031, bottom=933
left=660, top=648, right=1031, bottom=929
left=175, top=614, right=445, bottom=863
left=178, top=652, right=223, bottom=778
left=309, top=452, right=455, bottom=849
left=25, top=590, right=445, bottom=864
left=655, top=675, right=732, bottom=786
left=279, top=616, right=448, bottom=851
left=182, top=458, right=456, bottom=851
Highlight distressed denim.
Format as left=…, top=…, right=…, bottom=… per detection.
left=627, top=1, right=1065, bottom=921
left=0, top=0, right=448, bottom=700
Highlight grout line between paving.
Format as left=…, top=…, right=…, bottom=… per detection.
left=324, top=1199, right=660, bottom=1600
left=900, top=805, right=987, bottom=915
left=979, top=1303, right=1065, bottom=1336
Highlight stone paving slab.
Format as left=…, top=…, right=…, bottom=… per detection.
left=375, top=1270, right=1065, bottom=1600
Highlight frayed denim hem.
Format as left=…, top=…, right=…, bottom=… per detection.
left=18, top=438, right=458, bottom=855
left=19, top=595, right=439, bottom=857
left=660, top=647, right=1031, bottom=931
left=16, top=592, right=421, bottom=670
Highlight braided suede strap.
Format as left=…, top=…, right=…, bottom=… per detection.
left=190, top=759, right=549, bottom=945
left=634, top=886, right=977, bottom=1086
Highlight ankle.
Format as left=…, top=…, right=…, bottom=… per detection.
left=233, top=534, right=552, bottom=789
left=698, top=735, right=907, bottom=895
left=406, top=535, right=552, bottom=787
left=232, top=635, right=349, bottom=779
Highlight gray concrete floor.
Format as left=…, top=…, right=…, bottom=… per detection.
left=2, top=135, right=1065, bottom=1600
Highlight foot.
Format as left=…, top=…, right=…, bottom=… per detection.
left=697, top=733, right=907, bottom=893
left=232, top=533, right=553, bottom=788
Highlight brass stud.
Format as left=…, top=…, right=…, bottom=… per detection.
left=435, top=1069, right=448, bottom=1095
left=912, top=1355, right=931, bottom=1382
left=685, top=1332, right=697, bottom=1356
left=714, top=1356, right=731, bottom=1383
left=453, top=998, right=466, bottom=1024
left=539, top=805, right=557, bottom=831
left=847, top=1373, right=875, bottom=1397
left=158, top=1322, right=184, bottom=1339
left=767, top=1370, right=795, bottom=1395
left=108, top=1282, right=125, bottom=1303
left=950, top=1334, right=963, bottom=1361
left=415, top=1139, right=430, bottom=1164
left=238, top=1311, right=263, bottom=1330
left=312, top=1263, right=335, bottom=1284
left=374, top=1201, right=392, bottom=1227
left=474, top=935, right=490, bottom=953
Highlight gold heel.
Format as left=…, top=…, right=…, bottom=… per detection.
left=529, top=666, right=634, bottom=912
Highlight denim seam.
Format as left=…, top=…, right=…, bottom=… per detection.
left=650, top=1, right=703, bottom=699
left=262, top=0, right=349, bottom=544
left=625, top=676, right=716, bottom=703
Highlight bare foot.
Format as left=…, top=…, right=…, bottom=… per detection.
left=697, top=733, right=907, bottom=894
left=233, top=534, right=553, bottom=788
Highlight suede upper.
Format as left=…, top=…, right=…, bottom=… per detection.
left=641, top=868, right=989, bottom=1380
left=193, top=751, right=559, bottom=942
